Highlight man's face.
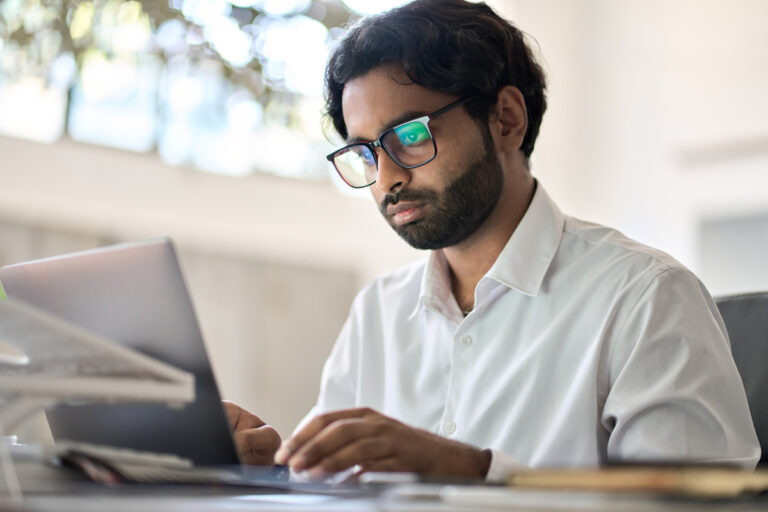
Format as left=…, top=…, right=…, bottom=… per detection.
left=341, top=64, right=503, bottom=250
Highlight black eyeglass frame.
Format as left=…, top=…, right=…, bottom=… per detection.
left=326, top=95, right=477, bottom=189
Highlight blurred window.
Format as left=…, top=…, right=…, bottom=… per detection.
left=0, top=0, right=404, bottom=182
left=68, top=53, right=160, bottom=152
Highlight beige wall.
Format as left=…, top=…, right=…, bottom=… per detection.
left=3, top=0, right=768, bottom=442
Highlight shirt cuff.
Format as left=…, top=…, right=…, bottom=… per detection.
left=484, top=449, right=527, bottom=483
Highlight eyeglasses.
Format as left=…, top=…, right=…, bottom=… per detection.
left=326, top=95, right=476, bottom=189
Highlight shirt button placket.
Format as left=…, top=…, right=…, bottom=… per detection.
left=442, top=329, right=473, bottom=440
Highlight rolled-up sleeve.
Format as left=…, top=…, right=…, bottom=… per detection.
left=485, top=449, right=527, bottom=482
left=602, top=268, right=760, bottom=467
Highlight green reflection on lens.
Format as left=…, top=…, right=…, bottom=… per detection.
left=394, top=122, right=430, bottom=146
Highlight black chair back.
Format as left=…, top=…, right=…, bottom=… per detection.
left=716, top=292, right=768, bottom=465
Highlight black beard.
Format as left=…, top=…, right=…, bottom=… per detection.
left=379, top=128, right=504, bottom=250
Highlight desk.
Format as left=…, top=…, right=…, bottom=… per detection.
left=4, top=459, right=768, bottom=512
left=5, top=486, right=768, bottom=512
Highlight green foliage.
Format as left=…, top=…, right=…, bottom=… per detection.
left=0, top=0, right=354, bottom=102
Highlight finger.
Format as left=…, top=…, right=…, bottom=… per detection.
left=275, top=407, right=377, bottom=463
left=234, top=425, right=282, bottom=465
left=311, top=436, right=395, bottom=473
left=289, top=418, right=384, bottom=470
left=361, top=456, right=401, bottom=472
left=222, top=401, right=241, bottom=428
left=222, top=400, right=267, bottom=430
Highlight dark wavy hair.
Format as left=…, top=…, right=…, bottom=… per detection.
left=324, top=0, right=547, bottom=159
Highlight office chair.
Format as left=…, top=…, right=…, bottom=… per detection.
left=715, top=292, right=768, bottom=466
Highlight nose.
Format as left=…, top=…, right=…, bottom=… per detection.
left=373, top=147, right=411, bottom=194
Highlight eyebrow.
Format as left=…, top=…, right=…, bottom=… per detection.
left=346, top=110, right=428, bottom=144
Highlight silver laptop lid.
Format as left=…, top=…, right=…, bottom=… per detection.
left=0, top=238, right=241, bottom=466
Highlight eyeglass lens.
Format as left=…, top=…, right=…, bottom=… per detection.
left=385, top=120, right=433, bottom=165
left=333, top=120, right=435, bottom=187
left=333, top=145, right=378, bottom=188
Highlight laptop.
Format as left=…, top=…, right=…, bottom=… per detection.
left=0, top=238, right=241, bottom=467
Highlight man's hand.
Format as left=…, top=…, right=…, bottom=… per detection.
left=222, top=400, right=281, bottom=465
left=274, top=408, right=491, bottom=477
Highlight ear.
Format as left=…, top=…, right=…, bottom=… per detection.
left=489, top=85, right=528, bottom=156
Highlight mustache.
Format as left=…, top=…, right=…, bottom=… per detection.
left=379, top=189, right=438, bottom=215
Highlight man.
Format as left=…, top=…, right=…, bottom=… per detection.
left=224, top=0, right=760, bottom=480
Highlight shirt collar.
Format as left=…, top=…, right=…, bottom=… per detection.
left=412, top=249, right=462, bottom=322
left=410, top=181, right=565, bottom=320
left=486, top=181, right=565, bottom=296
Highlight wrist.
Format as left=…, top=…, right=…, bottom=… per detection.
left=444, top=444, right=491, bottom=478
left=475, top=448, right=492, bottom=478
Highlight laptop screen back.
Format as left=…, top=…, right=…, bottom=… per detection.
left=0, top=238, right=241, bottom=466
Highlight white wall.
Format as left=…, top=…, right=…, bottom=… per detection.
left=492, top=0, right=768, bottom=291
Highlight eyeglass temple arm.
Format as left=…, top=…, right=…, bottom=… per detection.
left=428, top=95, right=477, bottom=121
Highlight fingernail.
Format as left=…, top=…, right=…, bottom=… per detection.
left=275, top=448, right=288, bottom=464
left=275, top=442, right=292, bottom=464
left=290, top=455, right=306, bottom=470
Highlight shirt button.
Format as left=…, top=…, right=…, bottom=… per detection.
left=444, top=421, right=457, bottom=435
left=461, top=335, right=473, bottom=347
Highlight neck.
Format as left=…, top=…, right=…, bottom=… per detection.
left=444, top=175, right=535, bottom=312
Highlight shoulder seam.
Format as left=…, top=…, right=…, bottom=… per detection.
left=563, top=220, right=679, bottom=271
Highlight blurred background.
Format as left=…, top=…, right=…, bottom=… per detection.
left=1, top=0, right=767, bottom=442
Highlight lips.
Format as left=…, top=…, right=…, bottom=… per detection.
left=387, top=202, right=425, bottom=225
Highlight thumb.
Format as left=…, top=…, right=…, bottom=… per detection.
left=222, top=400, right=267, bottom=431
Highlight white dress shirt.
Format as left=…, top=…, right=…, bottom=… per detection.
left=301, top=183, right=760, bottom=481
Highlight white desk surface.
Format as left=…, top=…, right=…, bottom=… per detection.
left=5, top=482, right=768, bottom=512
left=3, top=459, right=768, bottom=512
left=5, top=489, right=768, bottom=512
